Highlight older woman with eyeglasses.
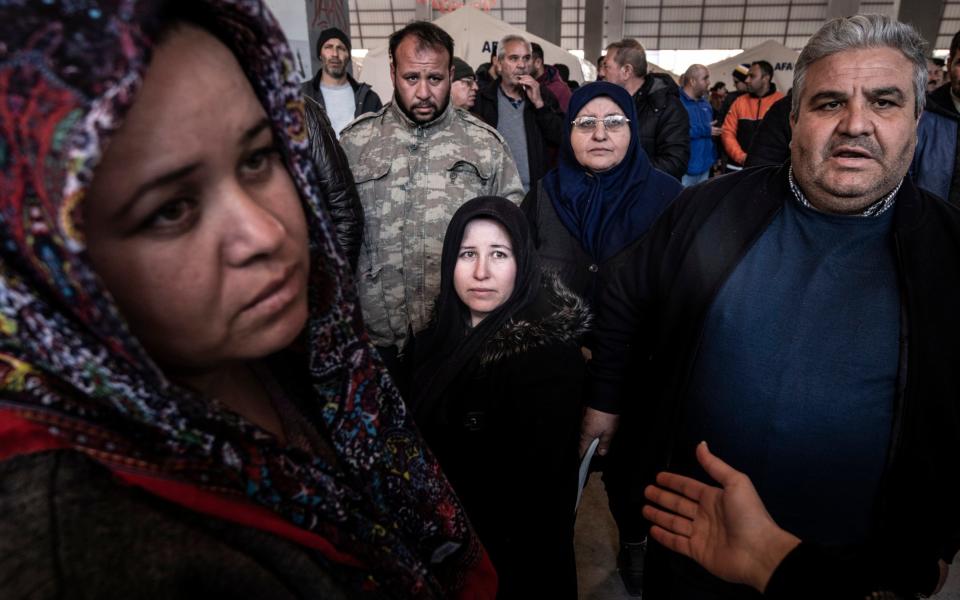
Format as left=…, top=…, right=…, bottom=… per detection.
left=521, top=80, right=682, bottom=594
left=522, top=82, right=681, bottom=309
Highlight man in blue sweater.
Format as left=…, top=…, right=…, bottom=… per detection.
left=678, top=64, right=721, bottom=186
left=583, top=14, right=960, bottom=599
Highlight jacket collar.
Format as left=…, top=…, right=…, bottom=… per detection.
left=478, top=273, right=591, bottom=365
left=777, top=161, right=926, bottom=232
left=750, top=82, right=779, bottom=99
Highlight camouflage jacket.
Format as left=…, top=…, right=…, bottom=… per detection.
left=340, top=101, right=524, bottom=348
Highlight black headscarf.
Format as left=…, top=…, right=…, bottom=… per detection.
left=412, top=197, right=542, bottom=420
left=542, top=82, right=682, bottom=262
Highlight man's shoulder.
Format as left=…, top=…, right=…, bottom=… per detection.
left=925, top=86, right=960, bottom=120
left=913, top=183, right=960, bottom=223
left=691, top=165, right=778, bottom=196
left=449, top=109, right=510, bottom=147
left=728, top=92, right=757, bottom=115
left=339, top=105, right=391, bottom=141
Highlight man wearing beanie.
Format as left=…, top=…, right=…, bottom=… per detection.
left=302, top=27, right=382, bottom=138
left=450, top=57, right=478, bottom=110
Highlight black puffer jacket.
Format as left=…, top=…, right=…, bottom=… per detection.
left=303, top=98, right=363, bottom=271
left=632, top=73, right=690, bottom=180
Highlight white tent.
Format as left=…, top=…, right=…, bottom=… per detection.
left=358, top=6, right=584, bottom=104
left=706, top=40, right=800, bottom=95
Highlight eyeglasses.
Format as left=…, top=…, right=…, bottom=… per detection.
left=571, top=115, right=630, bottom=132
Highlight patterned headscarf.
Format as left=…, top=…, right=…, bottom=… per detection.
left=0, top=1, right=493, bottom=597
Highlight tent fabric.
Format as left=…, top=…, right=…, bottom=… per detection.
left=706, top=40, right=800, bottom=96
left=358, top=6, right=584, bottom=104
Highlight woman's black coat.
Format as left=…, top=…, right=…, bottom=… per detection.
left=409, top=275, right=590, bottom=599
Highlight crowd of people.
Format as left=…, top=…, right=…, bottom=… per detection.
left=1, top=1, right=959, bottom=599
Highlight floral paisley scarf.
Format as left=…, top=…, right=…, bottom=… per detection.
left=0, top=0, right=493, bottom=597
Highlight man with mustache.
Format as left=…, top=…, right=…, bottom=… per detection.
left=339, top=21, right=523, bottom=375
left=472, top=34, right=564, bottom=193
left=301, top=27, right=381, bottom=138
left=583, top=14, right=960, bottom=598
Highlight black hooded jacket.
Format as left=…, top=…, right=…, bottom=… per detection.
left=631, top=72, right=690, bottom=180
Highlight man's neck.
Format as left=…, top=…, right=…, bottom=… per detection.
left=950, top=86, right=960, bottom=115
left=625, top=76, right=644, bottom=97
left=682, top=85, right=699, bottom=100
left=500, top=79, right=524, bottom=101
left=320, top=72, right=348, bottom=87
left=753, top=85, right=770, bottom=98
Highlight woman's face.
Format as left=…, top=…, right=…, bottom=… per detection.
left=83, top=25, right=310, bottom=375
left=453, top=218, right=517, bottom=327
left=570, top=96, right=631, bottom=172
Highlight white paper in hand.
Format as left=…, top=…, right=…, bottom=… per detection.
left=575, top=437, right=600, bottom=512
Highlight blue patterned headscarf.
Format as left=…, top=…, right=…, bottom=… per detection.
left=542, top=81, right=682, bottom=262
left=0, top=1, right=492, bottom=597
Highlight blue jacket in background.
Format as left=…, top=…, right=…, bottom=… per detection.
left=911, top=84, right=960, bottom=206
left=679, top=88, right=717, bottom=177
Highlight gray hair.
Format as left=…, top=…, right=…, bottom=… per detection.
left=792, top=14, right=928, bottom=119
left=497, top=34, right=531, bottom=60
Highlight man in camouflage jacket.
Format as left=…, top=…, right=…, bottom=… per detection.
left=340, top=22, right=523, bottom=365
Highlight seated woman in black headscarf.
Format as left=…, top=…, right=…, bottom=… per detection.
left=0, top=1, right=494, bottom=598
left=409, top=197, right=591, bottom=599
left=521, top=81, right=683, bottom=593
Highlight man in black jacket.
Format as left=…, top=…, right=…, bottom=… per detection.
left=472, top=34, right=564, bottom=192
left=301, top=27, right=382, bottom=138
left=583, top=14, right=959, bottom=599
left=603, top=39, right=689, bottom=180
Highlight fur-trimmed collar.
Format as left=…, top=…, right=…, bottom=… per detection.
left=479, top=273, right=592, bottom=364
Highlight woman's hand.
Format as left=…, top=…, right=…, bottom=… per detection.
left=642, top=441, right=801, bottom=593
left=579, top=407, right=618, bottom=457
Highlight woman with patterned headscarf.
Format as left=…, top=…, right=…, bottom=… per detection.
left=0, top=2, right=493, bottom=597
